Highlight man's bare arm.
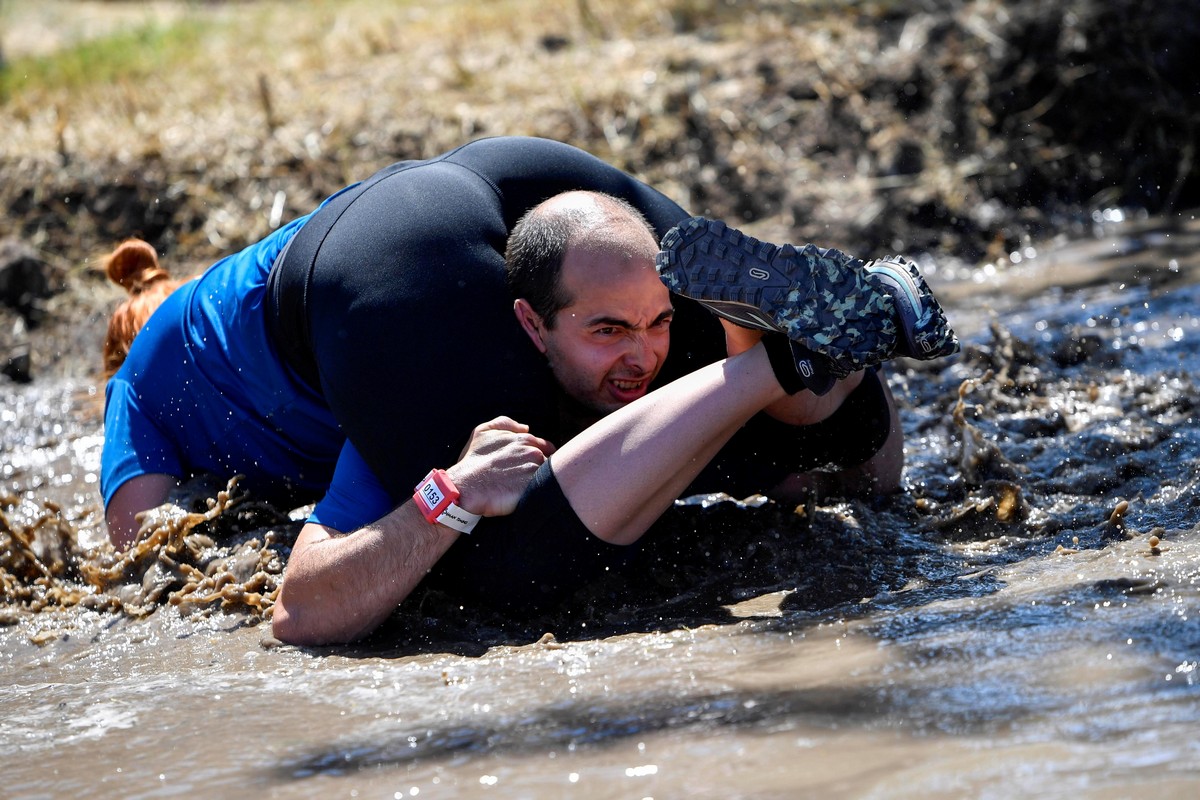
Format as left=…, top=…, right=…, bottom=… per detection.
left=271, top=417, right=554, bottom=646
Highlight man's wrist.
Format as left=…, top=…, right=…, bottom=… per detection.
left=412, top=469, right=481, bottom=534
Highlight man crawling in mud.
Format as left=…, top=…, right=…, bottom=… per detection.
left=101, top=136, right=957, bottom=645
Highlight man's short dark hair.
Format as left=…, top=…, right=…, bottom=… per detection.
left=504, top=207, right=575, bottom=328
left=505, top=192, right=655, bottom=329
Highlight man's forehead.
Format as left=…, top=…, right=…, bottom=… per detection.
left=557, top=245, right=671, bottom=319
left=560, top=244, right=661, bottom=288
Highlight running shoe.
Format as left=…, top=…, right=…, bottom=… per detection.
left=861, top=255, right=959, bottom=359
left=656, top=217, right=897, bottom=378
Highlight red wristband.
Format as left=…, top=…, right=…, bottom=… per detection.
left=412, top=469, right=480, bottom=534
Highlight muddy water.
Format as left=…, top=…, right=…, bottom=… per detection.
left=3, top=214, right=1200, bottom=798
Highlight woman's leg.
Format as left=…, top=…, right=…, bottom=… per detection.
left=550, top=342, right=863, bottom=544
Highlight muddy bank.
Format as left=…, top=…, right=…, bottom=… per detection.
left=4, top=0, right=1198, bottom=264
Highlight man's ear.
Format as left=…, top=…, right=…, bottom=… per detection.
left=513, top=298, right=549, bottom=354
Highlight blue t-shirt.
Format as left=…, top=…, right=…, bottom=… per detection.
left=101, top=214, right=393, bottom=531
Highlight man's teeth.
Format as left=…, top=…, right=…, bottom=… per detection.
left=612, top=380, right=641, bottom=390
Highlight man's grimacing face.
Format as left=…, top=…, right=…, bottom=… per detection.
left=516, top=241, right=674, bottom=418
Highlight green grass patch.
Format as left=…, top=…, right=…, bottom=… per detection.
left=0, top=18, right=212, bottom=102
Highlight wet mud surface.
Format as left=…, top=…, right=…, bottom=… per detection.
left=3, top=216, right=1199, bottom=797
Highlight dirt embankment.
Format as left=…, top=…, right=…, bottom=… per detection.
left=1, top=0, right=1197, bottom=382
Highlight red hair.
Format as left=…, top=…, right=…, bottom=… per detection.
left=102, top=239, right=187, bottom=379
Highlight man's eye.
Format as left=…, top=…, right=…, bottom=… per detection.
left=595, top=327, right=618, bottom=337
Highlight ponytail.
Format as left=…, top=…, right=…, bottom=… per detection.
left=101, top=240, right=185, bottom=379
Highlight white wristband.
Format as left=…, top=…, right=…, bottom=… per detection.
left=434, top=502, right=481, bottom=534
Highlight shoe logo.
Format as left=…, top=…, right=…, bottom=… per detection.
left=798, top=359, right=815, bottom=378
left=748, top=267, right=771, bottom=281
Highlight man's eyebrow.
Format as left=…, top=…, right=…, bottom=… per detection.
left=585, top=308, right=675, bottom=328
left=586, top=315, right=636, bottom=329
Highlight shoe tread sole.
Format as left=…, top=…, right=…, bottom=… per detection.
left=658, top=217, right=899, bottom=374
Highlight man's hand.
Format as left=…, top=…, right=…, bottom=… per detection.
left=446, top=416, right=556, bottom=517
left=272, top=415, right=554, bottom=646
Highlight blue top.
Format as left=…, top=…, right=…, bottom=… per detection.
left=101, top=211, right=393, bottom=531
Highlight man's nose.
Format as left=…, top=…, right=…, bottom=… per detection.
left=623, top=332, right=652, bottom=369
